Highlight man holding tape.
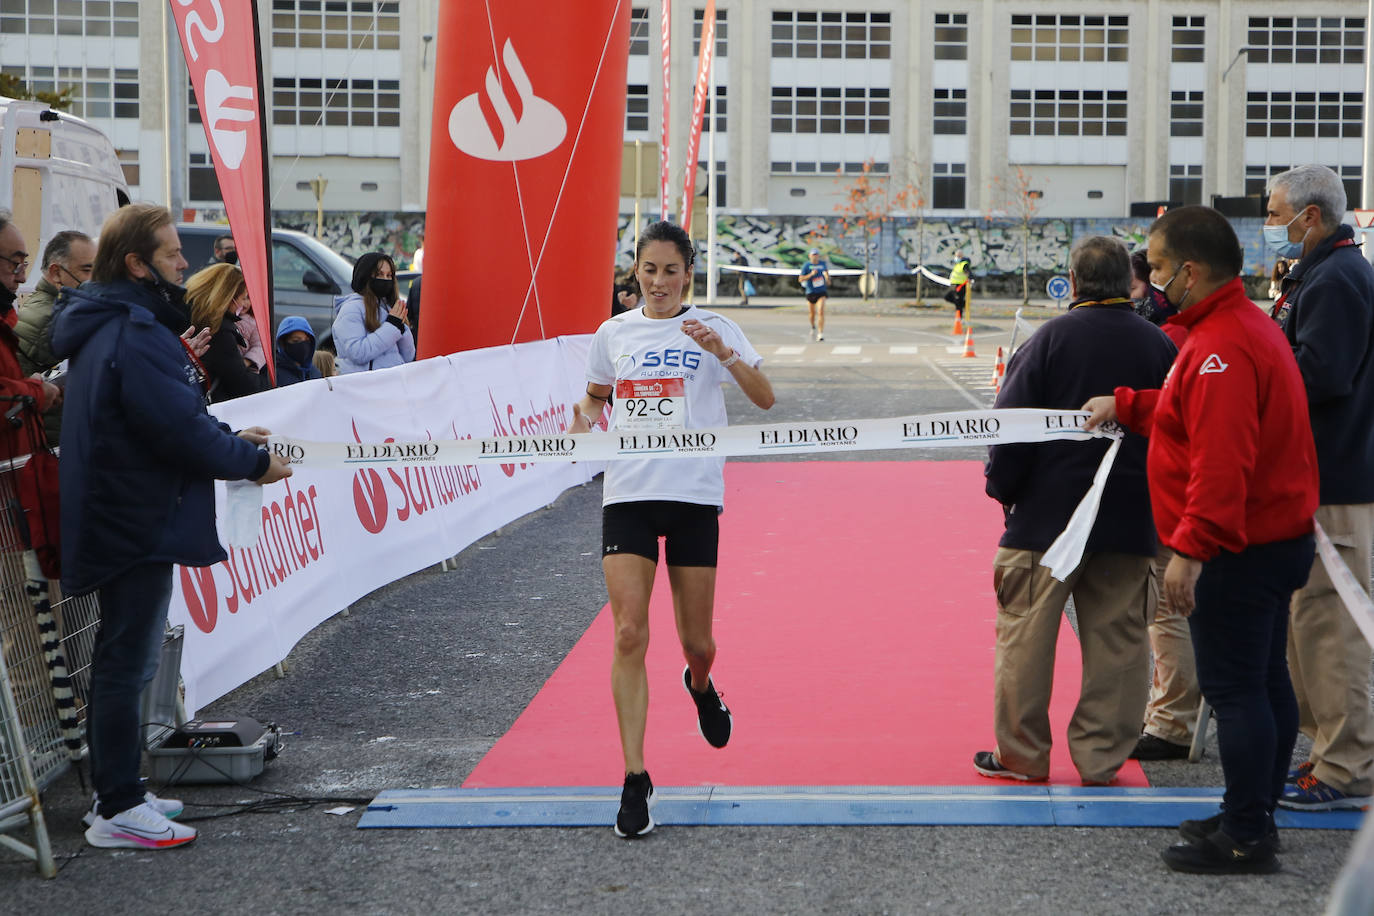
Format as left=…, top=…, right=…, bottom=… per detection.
left=977, top=236, right=1175, bottom=786
left=1265, top=165, right=1374, bottom=814
left=52, top=204, right=291, bottom=851
left=1085, top=205, right=1319, bottom=875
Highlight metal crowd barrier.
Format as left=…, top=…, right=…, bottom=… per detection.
left=0, top=454, right=100, bottom=878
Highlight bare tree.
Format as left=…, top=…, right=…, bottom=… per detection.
left=990, top=165, right=1045, bottom=306
left=832, top=159, right=892, bottom=300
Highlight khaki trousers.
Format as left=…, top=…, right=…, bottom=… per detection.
left=991, top=547, right=1154, bottom=782
left=1288, top=502, right=1374, bottom=796
left=1142, top=546, right=1200, bottom=744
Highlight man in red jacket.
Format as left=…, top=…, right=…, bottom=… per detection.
left=0, top=212, right=60, bottom=454
left=1084, top=206, right=1319, bottom=875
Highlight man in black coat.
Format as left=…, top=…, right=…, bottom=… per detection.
left=1266, top=165, right=1374, bottom=812
left=974, top=236, right=1177, bottom=785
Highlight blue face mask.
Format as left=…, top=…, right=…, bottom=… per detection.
left=1263, top=212, right=1306, bottom=259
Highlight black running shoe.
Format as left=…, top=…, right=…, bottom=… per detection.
left=1161, top=829, right=1280, bottom=875
left=614, top=771, right=654, bottom=838
left=1129, top=733, right=1191, bottom=761
left=1178, top=813, right=1280, bottom=851
left=683, top=665, right=732, bottom=748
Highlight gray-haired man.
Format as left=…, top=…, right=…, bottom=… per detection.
left=1265, top=164, right=1374, bottom=812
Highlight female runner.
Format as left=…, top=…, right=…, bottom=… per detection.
left=568, top=220, right=774, bottom=837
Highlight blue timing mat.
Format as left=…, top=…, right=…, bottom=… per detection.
left=358, top=784, right=1366, bottom=830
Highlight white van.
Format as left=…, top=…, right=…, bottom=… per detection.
left=0, top=97, right=129, bottom=292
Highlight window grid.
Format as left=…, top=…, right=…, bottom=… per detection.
left=0, top=0, right=139, bottom=36
left=1246, top=163, right=1361, bottom=204
left=1169, top=164, right=1203, bottom=205
left=1170, top=91, right=1204, bottom=137
left=693, top=7, right=727, bottom=57
left=1009, top=89, right=1128, bottom=138
left=771, top=161, right=889, bottom=175
left=188, top=151, right=222, bottom=203
left=933, top=162, right=966, bottom=209
left=703, top=85, right=727, bottom=134
left=1172, top=15, right=1205, bottom=62
left=934, top=13, right=968, bottom=61
left=629, top=6, right=649, bottom=56
left=270, top=0, right=401, bottom=50
left=1245, top=90, right=1363, bottom=138
left=695, top=159, right=727, bottom=204
left=1010, top=14, right=1129, bottom=63
left=271, top=76, right=401, bottom=128
left=626, top=84, right=649, bottom=132
left=770, top=10, right=892, bottom=60
left=933, top=88, right=967, bottom=135
left=1246, top=17, right=1365, bottom=65
left=771, top=86, right=890, bottom=135
left=1, top=64, right=137, bottom=119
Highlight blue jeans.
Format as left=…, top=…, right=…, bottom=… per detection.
left=1189, top=534, right=1314, bottom=843
left=89, top=563, right=173, bottom=819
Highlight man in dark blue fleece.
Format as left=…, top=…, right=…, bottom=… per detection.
left=52, top=204, right=291, bottom=850
left=974, top=235, right=1176, bottom=785
left=1266, top=165, right=1374, bottom=812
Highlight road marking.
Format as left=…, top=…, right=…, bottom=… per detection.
left=889, top=346, right=921, bottom=355
left=832, top=346, right=862, bottom=355
left=775, top=345, right=805, bottom=355
left=925, top=357, right=994, bottom=409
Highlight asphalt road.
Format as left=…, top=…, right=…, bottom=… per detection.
left=6, top=300, right=1365, bottom=914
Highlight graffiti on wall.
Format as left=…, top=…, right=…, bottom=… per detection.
left=617, top=214, right=1282, bottom=278
left=188, top=209, right=426, bottom=266
left=187, top=207, right=1282, bottom=279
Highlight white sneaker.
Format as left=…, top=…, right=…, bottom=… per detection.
left=84, top=801, right=197, bottom=849
left=810, top=326, right=818, bottom=341
left=82, top=791, right=184, bottom=828
left=817, top=332, right=825, bottom=341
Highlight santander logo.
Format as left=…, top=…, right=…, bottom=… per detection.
left=201, top=69, right=255, bottom=169
left=449, top=38, right=566, bottom=161
left=180, top=565, right=219, bottom=634
left=174, top=0, right=255, bottom=170
left=350, top=419, right=389, bottom=534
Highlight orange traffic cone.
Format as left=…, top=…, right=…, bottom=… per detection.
left=952, top=313, right=964, bottom=336
left=962, top=326, right=977, bottom=358
left=991, top=346, right=1006, bottom=390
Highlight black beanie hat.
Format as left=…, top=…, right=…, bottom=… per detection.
left=351, top=252, right=390, bottom=294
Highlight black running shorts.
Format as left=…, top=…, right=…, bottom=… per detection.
left=805, top=291, right=827, bottom=304
left=602, top=500, right=720, bottom=567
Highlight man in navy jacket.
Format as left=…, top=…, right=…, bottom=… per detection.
left=51, top=204, right=291, bottom=850
left=977, top=236, right=1176, bottom=786
left=1266, top=165, right=1374, bottom=813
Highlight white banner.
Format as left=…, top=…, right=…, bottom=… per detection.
left=169, top=336, right=598, bottom=715
left=266, top=408, right=1115, bottom=468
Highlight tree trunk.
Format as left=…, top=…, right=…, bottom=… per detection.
left=1021, top=221, right=1030, bottom=306
left=915, top=217, right=925, bottom=304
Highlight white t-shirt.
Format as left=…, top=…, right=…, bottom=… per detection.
left=587, top=305, right=762, bottom=507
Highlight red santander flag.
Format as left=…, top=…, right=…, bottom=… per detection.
left=170, top=0, right=275, bottom=380
left=419, top=1, right=631, bottom=357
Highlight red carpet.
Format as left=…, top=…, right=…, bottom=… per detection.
left=464, top=462, right=1149, bottom=788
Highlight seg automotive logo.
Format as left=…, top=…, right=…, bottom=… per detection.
left=449, top=39, right=566, bottom=161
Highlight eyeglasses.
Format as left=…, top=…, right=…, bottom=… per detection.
left=0, top=252, right=30, bottom=275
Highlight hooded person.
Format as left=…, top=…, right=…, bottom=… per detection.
left=274, top=315, right=322, bottom=387
left=331, top=251, right=415, bottom=374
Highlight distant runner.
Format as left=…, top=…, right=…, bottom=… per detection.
left=799, top=248, right=829, bottom=341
